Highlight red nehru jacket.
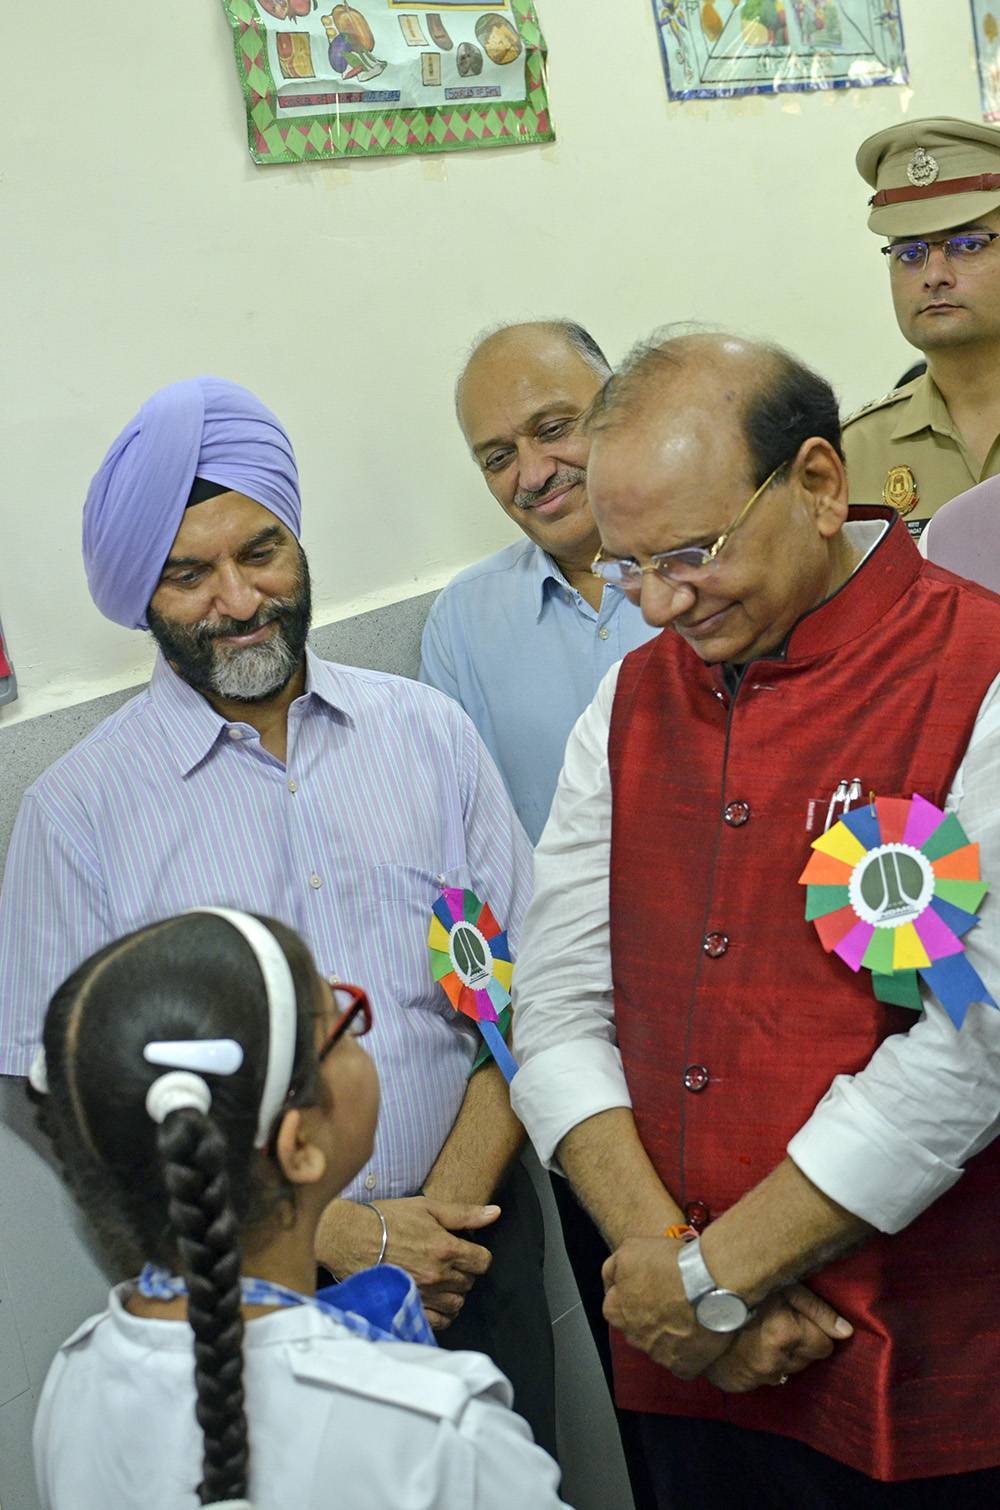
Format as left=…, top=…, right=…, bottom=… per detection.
left=607, top=508, right=1000, bottom=1481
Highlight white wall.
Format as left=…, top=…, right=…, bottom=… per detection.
left=0, top=1, right=983, bottom=728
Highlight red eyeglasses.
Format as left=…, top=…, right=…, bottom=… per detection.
left=264, top=982, right=374, bottom=1155
left=318, top=982, right=373, bottom=1062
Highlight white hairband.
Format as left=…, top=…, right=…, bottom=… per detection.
left=32, top=910, right=299, bottom=1152
left=28, top=1045, right=49, bottom=1095
left=172, top=908, right=298, bottom=1148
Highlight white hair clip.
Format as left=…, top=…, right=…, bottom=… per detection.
left=142, top=1038, right=244, bottom=1128
left=145, top=1070, right=213, bottom=1125
left=28, top=1045, right=49, bottom=1095
left=143, top=1039, right=244, bottom=1076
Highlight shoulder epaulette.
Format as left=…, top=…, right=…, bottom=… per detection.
left=842, top=382, right=915, bottom=428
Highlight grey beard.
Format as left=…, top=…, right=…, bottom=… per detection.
left=146, top=546, right=312, bottom=706
left=208, top=632, right=299, bottom=702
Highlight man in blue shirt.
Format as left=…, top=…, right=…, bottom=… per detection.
left=420, top=321, right=658, bottom=845
left=421, top=321, right=658, bottom=1508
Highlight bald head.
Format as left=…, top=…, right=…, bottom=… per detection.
left=591, top=331, right=761, bottom=422
left=457, top=320, right=610, bottom=423
left=455, top=320, right=611, bottom=567
left=588, top=330, right=843, bottom=485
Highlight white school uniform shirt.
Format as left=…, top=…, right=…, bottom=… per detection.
left=510, top=536, right=1000, bottom=1234
left=34, top=1286, right=569, bottom=1510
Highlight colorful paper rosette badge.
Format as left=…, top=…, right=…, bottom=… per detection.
left=427, top=888, right=518, bottom=1082
left=799, top=793, right=996, bottom=1028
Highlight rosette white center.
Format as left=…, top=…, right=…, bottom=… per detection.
left=848, top=842, right=935, bottom=928
left=448, top=921, right=494, bottom=989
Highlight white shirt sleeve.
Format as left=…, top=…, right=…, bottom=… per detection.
left=459, top=1390, right=570, bottom=1509
left=513, top=659, right=1000, bottom=1235
left=788, top=670, right=1000, bottom=1232
left=305, top=1340, right=569, bottom=1509
left=511, top=664, right=629, bottom=1167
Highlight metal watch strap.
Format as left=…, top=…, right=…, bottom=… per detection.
left=675, top=1234, right=717, bottom=1305
left=675, top=1235, right=753, bottom=1333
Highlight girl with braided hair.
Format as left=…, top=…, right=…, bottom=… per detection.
left=30, top=908, right=567, bottom=1510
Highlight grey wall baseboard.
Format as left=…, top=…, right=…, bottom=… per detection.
left=0, top=592, right=436, bottom=867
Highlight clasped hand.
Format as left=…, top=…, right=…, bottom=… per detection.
left=602, top=1237, right=853, bottom=1390
left=316, top=1195, right=500, bottom=1330
left=705, top=1284, right=852, bottom=1392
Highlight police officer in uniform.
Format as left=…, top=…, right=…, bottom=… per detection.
left=843, top=117, right=1000, bottom=537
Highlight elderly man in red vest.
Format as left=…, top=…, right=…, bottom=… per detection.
left=510, top=331, right=1000, bottom=1508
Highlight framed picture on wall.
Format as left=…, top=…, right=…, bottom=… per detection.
left=651, top=2, right=908, bottom=102
left=220, top=1, right=554, bottom=163
left=971, top=1, right=1000, bottom=121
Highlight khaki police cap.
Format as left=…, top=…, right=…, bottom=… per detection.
left=857, top=116, right=1000, bottom=236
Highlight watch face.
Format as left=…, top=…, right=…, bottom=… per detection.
left=695, top=1290, right=750, bottom=1333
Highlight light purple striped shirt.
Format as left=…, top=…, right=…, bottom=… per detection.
left=0, top=649, right=532, bottom=1203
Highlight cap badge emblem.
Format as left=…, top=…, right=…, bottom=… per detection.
left=906, top=147, right=939, bottom=188
left=882, top=464, right=918, bottom=517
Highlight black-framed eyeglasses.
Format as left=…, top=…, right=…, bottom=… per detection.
left=318, top=982, right=373, bottom=1063
left=880, top=231, right=1000, bottom=272
left=591, top=462, right=787, bottom=596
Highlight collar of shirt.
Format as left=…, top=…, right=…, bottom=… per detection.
left=890, top=373, right=956, bottom=441
left=533, top=545, right=613, bottom=624
left=533, top=547, right=577, bottom=621
left=98, top=1282, right=348, bottom=1353
left=843, top=517, right=889, bottom=563
left=149, top=645, right=353, bottom=777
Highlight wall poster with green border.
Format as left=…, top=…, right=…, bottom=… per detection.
left=220, top=2, right=553, bottom=164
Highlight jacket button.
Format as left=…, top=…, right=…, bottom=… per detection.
left=724, top=800, right=750, bottom=826
left=686, top=1200, right=710, bottom=1231
left=684, top=1064, right=709, bottom=1093
left=703, top=931, right=729, bottom=958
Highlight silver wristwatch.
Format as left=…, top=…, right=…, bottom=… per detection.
left=675, top=1236, right=752, bottom=1333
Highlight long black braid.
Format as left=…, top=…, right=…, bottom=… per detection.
left=159, top=1108, right=248, bottom=1505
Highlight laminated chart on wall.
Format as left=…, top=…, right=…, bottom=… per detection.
left=651, top=2, right=907, bottom=102
left=220, top=2, right=553, bottom=163
left=971, top=2, right=1000, bottom=122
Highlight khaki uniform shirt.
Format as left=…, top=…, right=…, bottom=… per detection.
left=842, top=372, right=1000, bottom=538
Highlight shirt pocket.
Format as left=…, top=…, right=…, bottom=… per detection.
left=373, top=862, right=468, bottom=1016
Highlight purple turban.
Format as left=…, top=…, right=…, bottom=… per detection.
left=82, top=377, right=301, bottom=629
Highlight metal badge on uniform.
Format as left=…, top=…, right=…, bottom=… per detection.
left=906, top=147, right=939, bottom=187
left=882, top=464, right=918, bottom=517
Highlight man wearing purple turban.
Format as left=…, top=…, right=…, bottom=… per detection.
left=82, top=376, right=303, bottom=631
left=0, top=377, right=558, bottom=1458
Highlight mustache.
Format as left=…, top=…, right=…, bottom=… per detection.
left=193, top=601, right=289, bottom=646
left=514, top=468, right=586, bottom=510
